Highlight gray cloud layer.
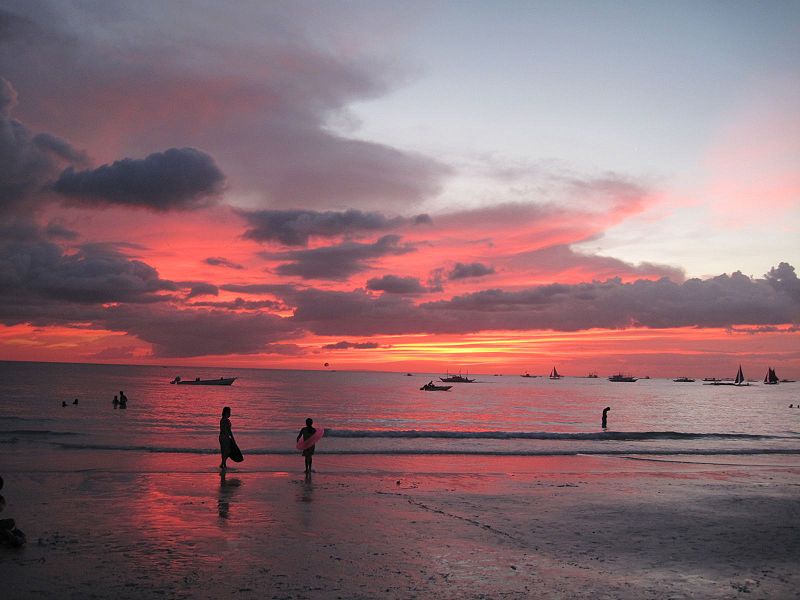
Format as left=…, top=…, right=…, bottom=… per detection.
left=321, top=340, right=381, bottom=350
left=240, top=209, right=430, bottom=246
left=268, top=234, right=415, bottom=280
left=366, top=274, right=427, bottom=294
left=284, top=264, right=800, bottom=335
left=0, top=4, right=450, bottom=210
left=449, top=262, right=496, bottom=280
left=0, top=77, right=86, bottom=217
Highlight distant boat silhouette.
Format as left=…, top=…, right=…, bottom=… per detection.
left=608, top=373, right=637, bottom=382
left=705, top=365, right=749, bottom=386
left=549, top=367, right=561, bottom=379
left=673, top=377, right=695, bottom=383
left=171, top=376, right=236, bottom=386
left=440, top=371, right=475, bottom=383
left=521, top=372, right=539, bottom=378
left=764, top=367, right=779, bottom=385
left=586, top=372, right=598, bottom=378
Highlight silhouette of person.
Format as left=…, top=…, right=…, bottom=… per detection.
left=72, top=398, right=78, bottom=405
left=0, top=475, right=26, bottom=547
left=219, top=406, right=233, bottom=470
left=118, top=390, right=127, bottom=409
left=297, top=418, right=317, bottom=474
left=61, top=401, right=67, bottom=407
left=113, top=395, right=119, bottom=408
left=602, top=407, right=611, bottom=429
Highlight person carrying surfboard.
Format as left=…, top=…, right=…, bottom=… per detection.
left=296, top=418, right=321, bottom=474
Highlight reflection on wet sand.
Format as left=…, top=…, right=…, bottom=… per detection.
left=299, top=471, right=313, bottom=503
left=217, top=471, right=241, bottom=519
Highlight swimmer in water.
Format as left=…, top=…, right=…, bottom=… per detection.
left=602, top=406, right=611, bottom=429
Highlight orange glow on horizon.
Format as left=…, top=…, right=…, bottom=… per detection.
left=3, top=323, right=798, bottom=379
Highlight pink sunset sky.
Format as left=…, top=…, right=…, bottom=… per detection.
left=0, top=1, right=798, bottom=376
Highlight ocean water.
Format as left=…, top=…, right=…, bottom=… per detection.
left=1, top=361, right=799, bottom=466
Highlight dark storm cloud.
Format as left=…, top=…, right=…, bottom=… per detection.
left=448, top=262, right=496, bottom=280
left=0, top=77, right=87, bottom=217
left=0, top=236, right=176, bottom=310
left=44, top=222, right=79, bottom=240
left=190, top=297, right=284, bottom=311
left=220, top=283, right=298, bottom=296
left=0, top=3, right=450, bottom=210
left=103, top=304, right=300, bottom=358
left=0, top=75, right=17, bottom=115
left=269, top=235, right=415, bottom=280
left=240, top=209, right=429, bottom=246
left=764, top=262, right=800, bottom=302
left=53, top=147, right=224, bottom=211
left=204, top=257, right=244, bottom=270
left=282, top=264, right=800, bottom=336
left=322, top=341, right=382, bottom=350
left=185, top=283, right=219, bottom=299
left=366, top=274, right=427, bottom=294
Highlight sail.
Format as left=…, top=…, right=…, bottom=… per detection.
left=765, top=367, right=779, bottom=384
left=734, top=365, right=745, bottom=385
left=550, top=366, right=560, bottom=378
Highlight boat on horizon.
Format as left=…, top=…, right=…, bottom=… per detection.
left=705, top=365, right=749, bottom=386
left=171, top=376, right=237, bottom=386
left=586, top=372, right=598, bottom=378
left=608, top=373, right=638, bottom=382
left=549, top=367, right=562, bottom=379
left=440, top=371, right=475, bottom=383
left=673, top=377, right=695, bottom=383
left=521, top=372, right=539, bottom=378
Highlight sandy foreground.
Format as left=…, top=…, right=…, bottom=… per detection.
left=1, top=452, right=799, bottom=599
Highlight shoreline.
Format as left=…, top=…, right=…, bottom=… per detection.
left=2, top=454, right=798, bottom=598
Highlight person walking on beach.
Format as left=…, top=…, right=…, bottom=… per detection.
left=219, top=406, right=233, bottom=470
left=602, top=406, right=611, bottom=429
left=297, top=418, right=317, bottom=474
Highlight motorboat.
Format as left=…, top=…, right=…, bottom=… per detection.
left=171, top=376, right=237, bottom=385
left=421, top=383, right=452, bottom=391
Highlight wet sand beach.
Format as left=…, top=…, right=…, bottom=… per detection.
left=2, top=453, right=798, bottom=599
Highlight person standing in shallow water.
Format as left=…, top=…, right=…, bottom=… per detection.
left=297, top=418, right=317, bottom=474
left=219, top=406, right=233, bottom=470
left=602, top=406, right=611, bottom=429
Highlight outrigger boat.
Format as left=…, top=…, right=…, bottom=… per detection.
left=440, top=371, right=475, bottom=383
left=171, top=376, right=237, bottom=385
left=609, top=373, right=638, bottom=382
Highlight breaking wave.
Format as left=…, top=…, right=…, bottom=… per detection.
left=324, top=429, right=783, bottom=441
